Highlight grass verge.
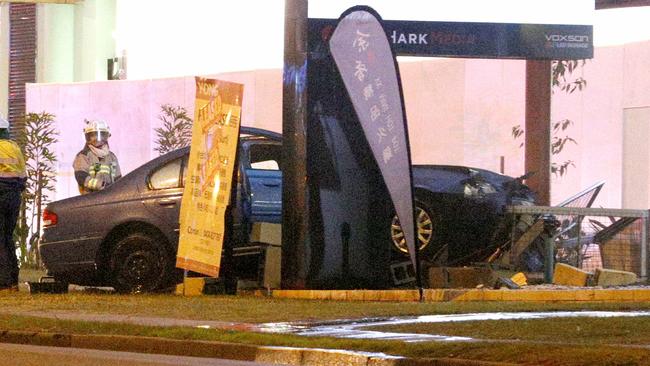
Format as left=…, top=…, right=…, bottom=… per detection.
left=1, top=313, right=650, bottom=366
left=4, top=291, right=650, bottom=323
left=367, top=316, right=650, bottom=344
left=6, top=282, right=650, bottom=365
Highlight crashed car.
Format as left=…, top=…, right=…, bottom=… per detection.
left=40, top=127, right=536, bottom=292
left=391, top=166, right=535, bottom=267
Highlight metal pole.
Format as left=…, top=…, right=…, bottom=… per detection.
left=281, top=0, right=309, bottom=289
left=641, top=213, right=647, bottom=280
left=576, top=216, right=582, bottom=268
left=544, top=235, right=554, bottom=283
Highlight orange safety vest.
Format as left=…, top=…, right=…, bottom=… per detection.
left=0, top=139, right=26, bottom=179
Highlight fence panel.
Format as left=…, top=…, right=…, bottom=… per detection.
left=507, top=206, right=649, bottom=281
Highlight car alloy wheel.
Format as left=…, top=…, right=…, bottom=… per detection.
left=391, top=203, right=434, bottom=254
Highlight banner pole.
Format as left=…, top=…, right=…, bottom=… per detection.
left=183, top=267, right=188, bottom=296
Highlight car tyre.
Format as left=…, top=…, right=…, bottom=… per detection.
left=390, top=198, right=444, bottom=263
left=109, top=232, right=171, bottom=293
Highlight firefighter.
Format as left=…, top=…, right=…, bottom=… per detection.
left=0, top=117, right=26, bottom=291
left=73, top=119, right=122, bottom=194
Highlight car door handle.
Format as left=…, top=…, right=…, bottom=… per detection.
left=157, top=198, right=177, bottom=206
left=262, top=182, right=280, bottom=187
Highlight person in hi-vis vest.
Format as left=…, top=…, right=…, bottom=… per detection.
left=73, top=120, right=122, bottom=195
left=0, top=117, right=26, bottom=291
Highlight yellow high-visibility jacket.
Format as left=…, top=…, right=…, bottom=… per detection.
left=0, top=139, right=26, bottom=179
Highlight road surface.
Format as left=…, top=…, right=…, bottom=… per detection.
left=0, top=342, right=282, bottom=366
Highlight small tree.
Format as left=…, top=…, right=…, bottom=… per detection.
left=512, top=60, right=587, bottom=177
left=154, top=104, right=193, bottom=155
left=14, top=112, right=59, bottom=268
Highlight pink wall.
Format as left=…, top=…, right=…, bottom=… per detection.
left=399, top=58, right=526, bottom=176
left=551, top=41, right=650, bottom=208
left=400, top=59, right=466, bottom=166
left=461, top=59, right=526, bottom=177
left=26, top=70, right=282, bottom=200
left=26, top=40, right=650, bottom=208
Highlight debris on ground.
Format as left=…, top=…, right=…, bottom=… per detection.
left=427, top=266, right=495, bottom=288
left=494, top=277, right=521, bottom=290
left=426, top=262, right=644, bottom=291
left=510, top=272, right=528, bottom=287
left=553, top=263, right=591, bottom=286
left=594, top=268, right=637, bottom=287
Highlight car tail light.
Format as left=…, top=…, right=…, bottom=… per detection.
left=43, top=209, right=58, bottom=227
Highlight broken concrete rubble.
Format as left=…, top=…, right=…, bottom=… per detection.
left=553, top=263, right=591, bottom=286
left=594, top=268, right=638, bottom=287
left=427, top=266, right=495, bottom=288
left=510, top=272, right=528, bottom=287
left=427, top=266, right=532, bottom=290
left=426, top=263, right=642, bottom=291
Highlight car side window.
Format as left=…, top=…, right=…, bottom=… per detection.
left=181, top=155, right=189, bottom=187
left=249, top=143, right=282, bottom=171
left=149, top=157, right=182, bottom=190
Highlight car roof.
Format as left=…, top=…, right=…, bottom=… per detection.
left=240, top=126, right=282, bottom=141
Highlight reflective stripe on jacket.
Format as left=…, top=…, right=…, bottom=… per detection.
left=73, top=145, right=121, bottom=194
left=0, top=139, right=26, bottom=179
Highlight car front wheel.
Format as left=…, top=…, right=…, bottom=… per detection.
left=109, top=232, right=171, bottom=293
left=390, top=199, right=438, bottom=257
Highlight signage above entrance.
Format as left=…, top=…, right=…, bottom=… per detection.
left=309, top=18, right=593, bottom=60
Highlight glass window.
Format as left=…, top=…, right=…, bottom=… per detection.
left=181, top=155, right=189, bottom=187
left=249, top=143, right=282, bottom=171
left=149, top=157, right=182, bottom=190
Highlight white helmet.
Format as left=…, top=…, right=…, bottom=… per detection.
left=83, top=119, right=111, bottom=144
left=0, top=116, right=9, bottom=129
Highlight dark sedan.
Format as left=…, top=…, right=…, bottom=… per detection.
left=40, top=127, right=535, bottom=292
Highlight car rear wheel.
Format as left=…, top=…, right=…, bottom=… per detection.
left=390, top=199, right=439, bottom=258
left=109, top=232, right=171, bottom=293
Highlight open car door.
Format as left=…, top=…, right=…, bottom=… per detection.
left=241, top=140, right=282, bottom=224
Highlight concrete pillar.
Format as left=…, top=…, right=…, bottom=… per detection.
left=0, top=4, right=9, bottom=117
left=525, top=60, right=551, bottom=206
left=73, top=0, right=115, bottom=82
left=36, top=4, right=75, bottom=83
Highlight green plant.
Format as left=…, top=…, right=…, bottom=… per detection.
left=154, top=104, right=193, bottom=155
left=552, top=60, right=587, bottom=93
left=512, top=60, right=586, bottom=177
left=14, top=112, right=59, bottom=268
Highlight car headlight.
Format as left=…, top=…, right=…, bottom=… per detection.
left=510, top=198, right=534, bottom=206
left=463, top=181, right=496, bottom=197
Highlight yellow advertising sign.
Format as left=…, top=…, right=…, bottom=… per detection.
left=176, top=77, right=244, bottom=277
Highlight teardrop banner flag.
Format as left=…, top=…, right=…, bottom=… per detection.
left=329, top=7, right=418, bottom=270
